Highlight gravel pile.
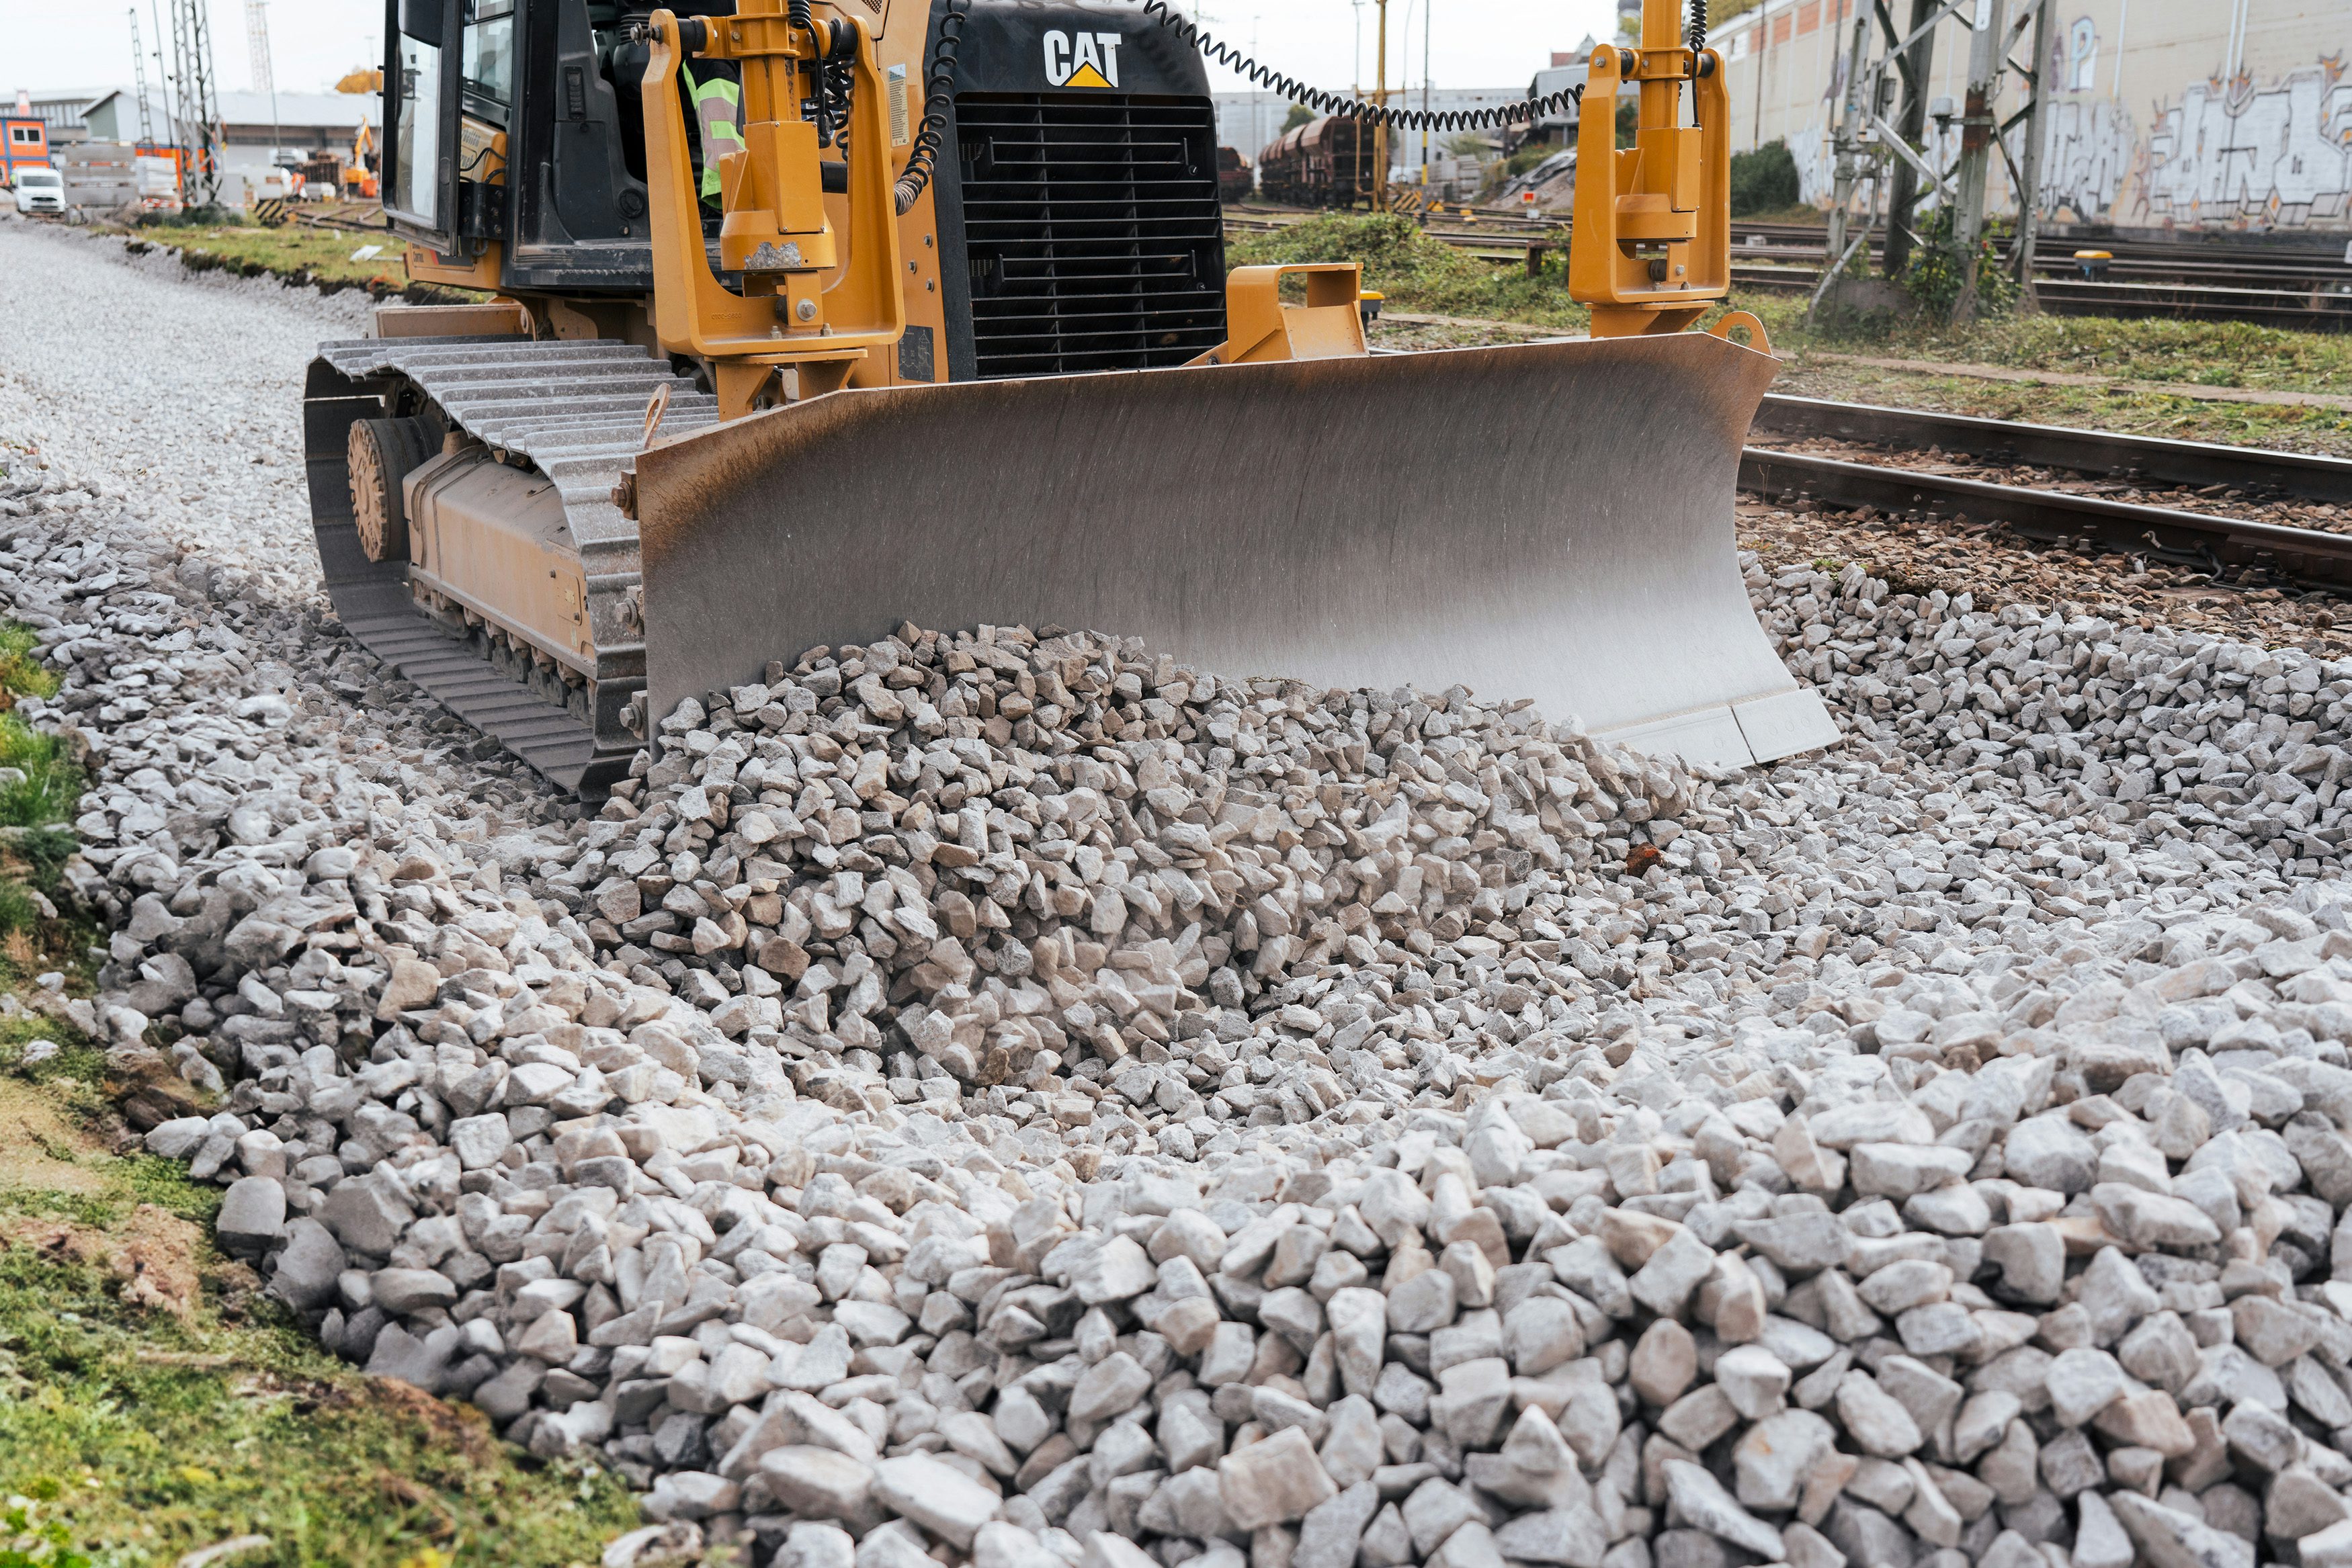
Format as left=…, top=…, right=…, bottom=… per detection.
left=11, top=219, right=2352, bottom=1568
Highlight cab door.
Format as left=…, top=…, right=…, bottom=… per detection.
left=382, top=0, right=464, bottom=250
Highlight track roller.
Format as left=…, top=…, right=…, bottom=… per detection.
left=347, top=417, right=438, bottom=564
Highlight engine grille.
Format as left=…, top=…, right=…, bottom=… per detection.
left=954, top=93, right=1226, bottom=378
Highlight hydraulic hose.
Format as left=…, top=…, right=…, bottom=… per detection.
left=894, top=0, right=970, bottom=214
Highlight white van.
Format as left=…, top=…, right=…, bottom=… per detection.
left=10, top=166, right=64, bottom=216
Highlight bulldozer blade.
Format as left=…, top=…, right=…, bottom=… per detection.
left=634, top=331, right=1838, bottom=770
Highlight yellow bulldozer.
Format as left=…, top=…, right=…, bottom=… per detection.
left=305, top=0, right=1832, bottom=794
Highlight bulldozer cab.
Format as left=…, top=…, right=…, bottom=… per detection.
left=382, top=0, right=667, bottom=286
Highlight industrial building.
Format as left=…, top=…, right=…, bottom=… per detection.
left=2, top=91, right=52, bottom=186
left=1712, top=0, right=2352, bottom=234
left=23, top=85, right=372, bottom=202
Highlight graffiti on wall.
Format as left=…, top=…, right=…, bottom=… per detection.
left=2138, top=56, right=2352, bottom=228
left=2039, top=97, right=2135, bottom=220
left=1792, top=119, right=1834, bottom=205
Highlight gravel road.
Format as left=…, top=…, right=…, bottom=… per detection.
left=0, top=221, right=369, bottom=599
left=13, top=220, right=2352, bottom=1568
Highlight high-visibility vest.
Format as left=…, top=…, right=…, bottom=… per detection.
left=683, top=67, right=744, bottom=200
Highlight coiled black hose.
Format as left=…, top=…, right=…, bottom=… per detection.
left=894, top=0, right=970, bottom=214
left=785, top=0, right=839, bottom=147
left=1687, top=0, right=1708, bottom=55
left=1135, top=0, right=1584, bottom=132
left=818, top=25, right=857, bottom=150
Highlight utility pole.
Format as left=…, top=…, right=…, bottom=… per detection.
left=129, top=8, right=156, bottom=144
left=1351, top=0, right=1366, bottom=206
left=169, top=0, right=225, bottom=207
left=2011, top=0, right=2052, bottom=309
left=246, top=0, right=280, bottom=171
left=150, top=0, right=178, bottom=157
left=1422, top=0, right=1432, bottom=181
left=1880, top=0, right=1939, bottom=276
left=1250, top=15, right=1261, bottom=177
left=1809, top=11, right=1876, bottom=326
left=1947, top=0, right=2008, bottom=322
left=1374, top=0, right=1390, bottom=211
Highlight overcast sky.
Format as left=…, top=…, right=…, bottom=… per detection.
left=9, top=0, right=1615, bottom=103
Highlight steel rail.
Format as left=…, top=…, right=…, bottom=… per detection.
left=1736, top=449, right=2352, bottom=591
left=1751, top=395, right=2352, bottom=506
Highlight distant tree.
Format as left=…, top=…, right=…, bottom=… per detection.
left=1729, top=139, right=1801, bottom=214
left=1282, top=103, right=1316, bottom=132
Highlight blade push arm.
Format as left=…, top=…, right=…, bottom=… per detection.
left=1570, top=0, right=1732, bottom=337
left=643, top=3, right=907, bottom=417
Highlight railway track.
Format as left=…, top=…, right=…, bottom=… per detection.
left=1226, top=206, right=2352, bottom=329
left=1740, top=395, right=2352, bottom=593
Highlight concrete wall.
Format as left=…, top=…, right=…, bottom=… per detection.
left=1708, top=0, right=2352, bottom=234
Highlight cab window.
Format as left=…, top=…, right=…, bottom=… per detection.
left=462, top=0, right=517, bottom=126
left=390, top=0, right=446, bottom=226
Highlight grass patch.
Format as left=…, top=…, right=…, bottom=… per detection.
left=0, top=627, right=58, bottom=708
left=1759, top=289, right=2352, bottom=394
left=1767, top=358, right=2352, bottom=459
left=1228, top=212, right=1590, bottom=331
left=0, top=717, right=83, bottom=836
left=120, top=223, right=402, bottom=291
left=0, top=1059, right=644, bottom=1566
left=114, top=224, right=485, bottom=303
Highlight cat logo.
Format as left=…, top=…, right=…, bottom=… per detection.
left=1043, top=29, right=1123, bottom=89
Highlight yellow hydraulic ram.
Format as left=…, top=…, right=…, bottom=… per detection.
left=644, top=2, right=907, bottom=418
left=1570, top=0, right=1739, bottom=339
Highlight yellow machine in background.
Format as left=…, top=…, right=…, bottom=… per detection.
left=302, top=0, right=1831, bottom=794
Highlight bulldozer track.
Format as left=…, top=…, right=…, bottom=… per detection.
left=302, top=334, right=719, bottom=795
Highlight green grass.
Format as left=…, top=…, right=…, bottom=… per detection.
left=114, top=225, right=485, bottom=303
left=1761, top=290, right=2352, bottom=395
left=1228, top=212, right=1589, bottom=329
left=0, top=627, right=58, bottom=707
left=1229, top=210, right=2352, bottom=390
left=120, top=224, right=404, bottom=291
left=0, top=1057, right=644, bottom=1567
left=0, top=717, right=83, bottom=836
left=0, top=625, right=85, bottom=948
left=0, top=604, right=640, bottom=1563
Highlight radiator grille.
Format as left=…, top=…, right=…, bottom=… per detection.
left=954, top=93, right=1226, bottom=378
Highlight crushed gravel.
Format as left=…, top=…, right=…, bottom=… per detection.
left=7, top=218, right=2352, bottom=1568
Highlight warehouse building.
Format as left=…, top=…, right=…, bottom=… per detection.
left=1710, top=0, right=2352, bottom=234
left=30, top=85, right=373, bottom=202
